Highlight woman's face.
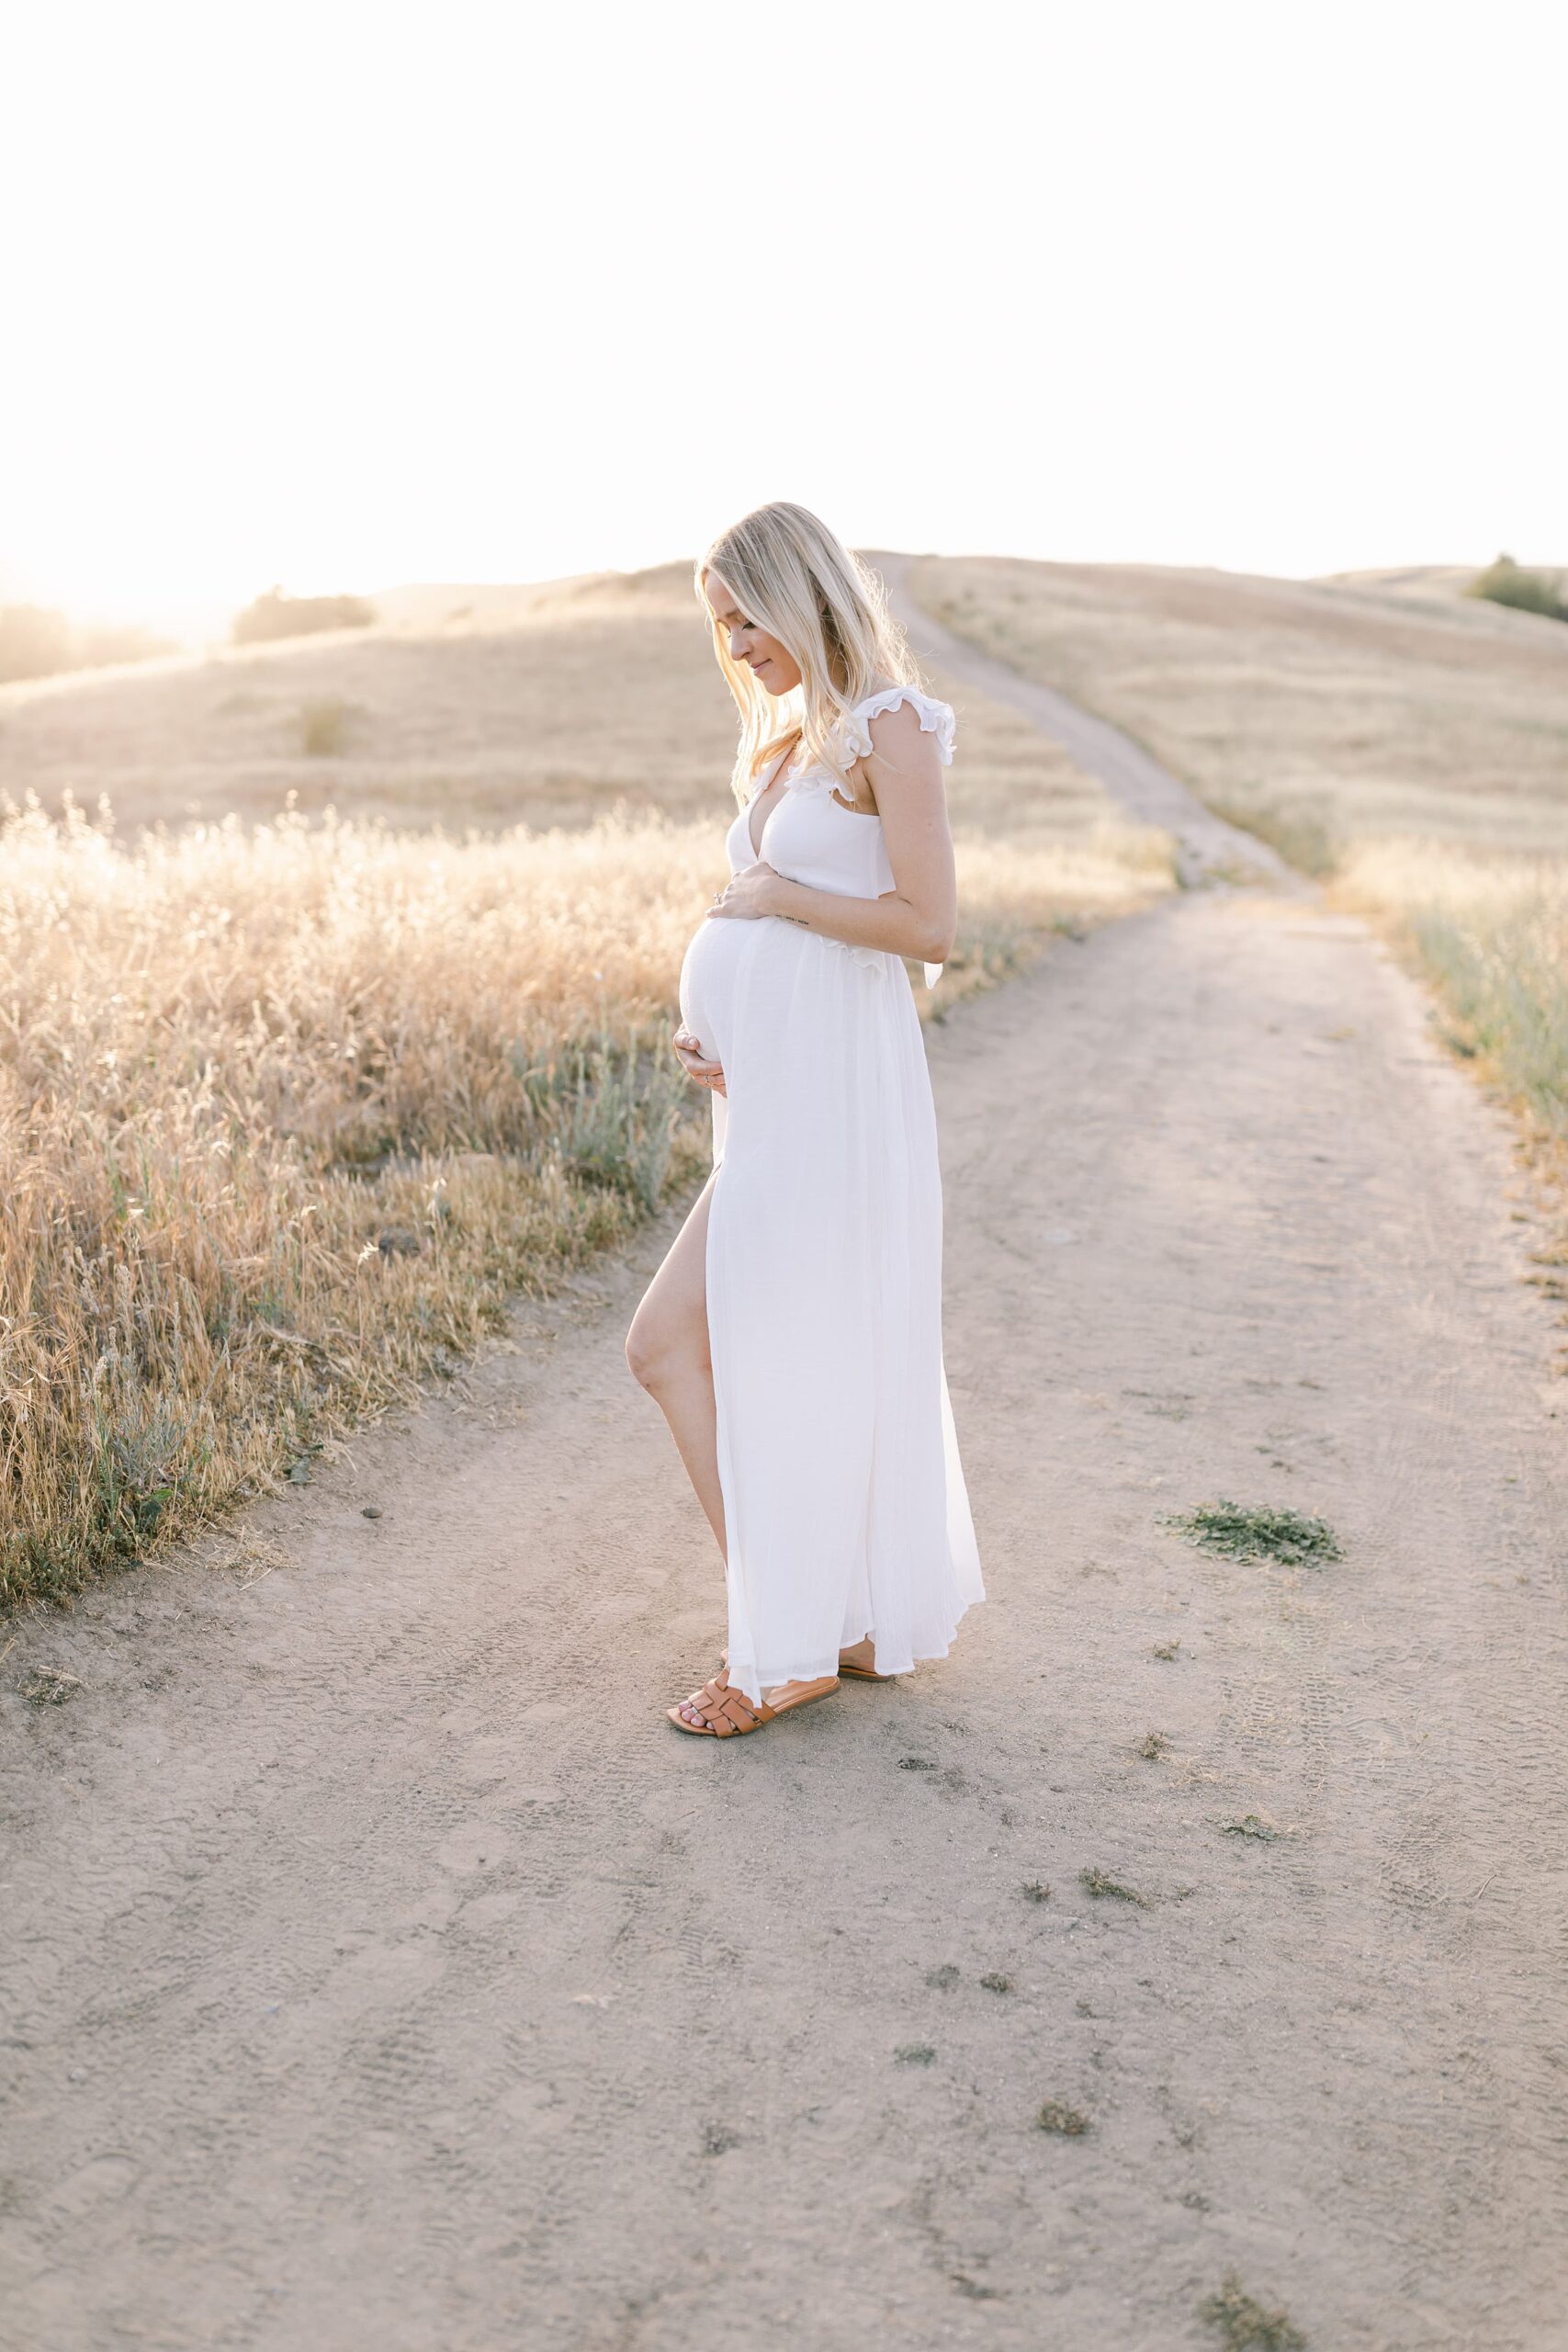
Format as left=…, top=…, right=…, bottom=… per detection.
left=703, top=571, right=802, bottom=695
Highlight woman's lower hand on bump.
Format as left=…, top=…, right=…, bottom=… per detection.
left=672, top=1025, right=727, bottom=1097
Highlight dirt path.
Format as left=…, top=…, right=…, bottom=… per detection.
left=6, top=621, right=1568, bottom=2351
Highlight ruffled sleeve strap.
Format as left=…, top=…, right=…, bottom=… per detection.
left=840, top=685, right=956, bottom=990
left=840, top=684, right=957, bottom=767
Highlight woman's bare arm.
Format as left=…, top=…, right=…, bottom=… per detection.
left=711, top=700, right=957, bottom=964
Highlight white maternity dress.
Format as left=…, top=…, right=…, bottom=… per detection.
left=676, top=684, right=984, bottom=1707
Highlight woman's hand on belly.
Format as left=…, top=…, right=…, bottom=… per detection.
left=706, top=861, right=784, bottom=922
left=672, top=1023, right=727, bottom=1097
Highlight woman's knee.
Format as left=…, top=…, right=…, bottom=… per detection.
left=624, top=1317, right=660, bottom=1389
left=625, top=1308, right=708, bottom=1393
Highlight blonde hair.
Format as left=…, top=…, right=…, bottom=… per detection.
left=696, top=502, right=922, bottom=805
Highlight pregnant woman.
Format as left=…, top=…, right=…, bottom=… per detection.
left=626, top=501, right=983, bottom=1736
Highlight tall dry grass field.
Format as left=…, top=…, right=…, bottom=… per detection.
left=0, top=802, right=713, bottom=1609
left=3, top=566, right=1171, bottom=1607
left=918, top=554, right=1568, bottom=1242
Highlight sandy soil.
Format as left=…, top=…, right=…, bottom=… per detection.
left=5, top=616, right=1568, bottom=2349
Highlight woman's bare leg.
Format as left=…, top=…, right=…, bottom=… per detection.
left=625, top=1168, right=726, bottom=1559
left=628, top=1168, right=853, bottom=1727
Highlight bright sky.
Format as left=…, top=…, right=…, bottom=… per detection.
left=3, top=0, right=1562, bottom=636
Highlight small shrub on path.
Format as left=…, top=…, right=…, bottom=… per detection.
left=1199, top=2269, right=1307, bottom=2350
left=1080, top=1867, right=1149, bottom=1907
left=1037, top=2098, right=1090, bottom=2135
left=1222, top=1812, right=1286, bottom=1842
left=1162, top=1499, right=1341, bottom=1568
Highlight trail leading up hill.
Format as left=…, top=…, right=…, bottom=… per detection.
left=5, top=607, right=1568, bottom=2350
left=882, top=552, right=1293, bottom=888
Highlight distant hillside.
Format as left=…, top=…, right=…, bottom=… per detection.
left=366, top=565, right=703, bottom=632
left=0, top=565, right=732, bottom=836
left=12, top=547, right=1562, bottom=863
left=1320, top=562, right=1568, bottom=623
left=0, top=557, right=1124, bottom=851
left=366, top=578, right=598, bottom=630
left=914, top=554, right=1568, bottom=869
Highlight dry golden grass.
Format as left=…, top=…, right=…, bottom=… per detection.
left=1337, top=840, right=1568, bottom=1148
left=2, top=565, right=1170, bottom=1607
left=1337, top=849, right=1568, bottom=1370
left=0, top=800, right=714, bottom=1608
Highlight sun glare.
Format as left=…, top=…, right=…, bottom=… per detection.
left=3, top=0, right=1563, bottom=638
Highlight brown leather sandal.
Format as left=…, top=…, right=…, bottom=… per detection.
left=668, top=1670, right=840, bottom=1737
left=837, top=1651, right=897, bottom=1682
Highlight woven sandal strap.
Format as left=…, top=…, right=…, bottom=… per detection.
left=715, top=1686, right=768, bottom=1735
left=689, top=1678, right=742, bottom=1736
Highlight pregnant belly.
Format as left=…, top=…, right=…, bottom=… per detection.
left=678, top=914, right=752, bottom=1073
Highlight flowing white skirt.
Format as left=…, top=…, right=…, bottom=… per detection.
left=679, top=911, right=984, bottom=1707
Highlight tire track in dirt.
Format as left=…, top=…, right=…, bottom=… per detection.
left=4, top=627, right=1568, bottom=2349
